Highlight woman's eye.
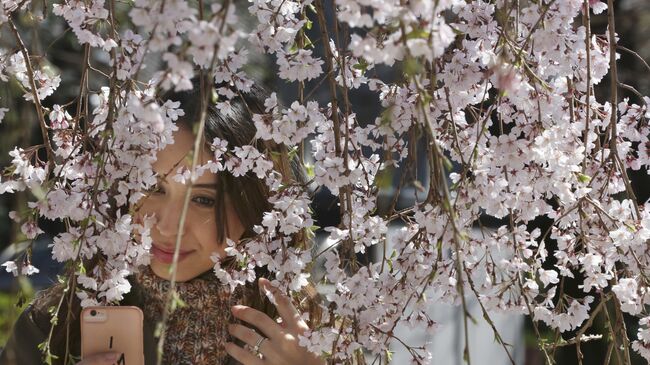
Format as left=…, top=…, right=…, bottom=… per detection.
left=193, top=196, right=216, bottom=207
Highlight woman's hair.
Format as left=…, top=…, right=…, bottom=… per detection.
left=163, top=77, right=318, bottom=322
left=167, top=78, right=307, bottom=243
left=31, top=77, right=320, bottom=363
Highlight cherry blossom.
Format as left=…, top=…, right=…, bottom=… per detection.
left=2, top=0, right=650, bottom=363
left=0, top=106, right=8, bottom=124
left=49, top=105, right=71, bottom=129
left=277, top=49, right=324, bottom=82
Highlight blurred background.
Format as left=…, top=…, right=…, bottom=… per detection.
left=1, top=0, right=649, bottom=363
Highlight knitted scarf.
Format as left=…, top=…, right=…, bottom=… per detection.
left=135, top=266, right=242, bottom=365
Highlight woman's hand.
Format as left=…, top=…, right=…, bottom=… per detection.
left=225, top=278, right=325, bottom=365
left=76, top=352, right=121, bottom=365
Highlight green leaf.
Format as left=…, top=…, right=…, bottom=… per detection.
left=170, top=291, right=186, bottom=311
left=17, top=276, right=34, bottom=298
left=403, top=57, right=423, bottom=77
left=406, top=28, right=429, bottom=40
left=211, top=88, right=219, bottom=104
left=304, top=163, right=315, bottom=179
left=450, top=25, right=465, bottom=36
left=577, top=173, right=591, bottom=183
left=385, top=349, right=394, bottom=362
left=287, top=145, right=299, bottom=159
left=352, top=58, right=369, bottom=73
left=303, top=35, right=313, bottom=48
left=374, top=169, right=394, bottom=190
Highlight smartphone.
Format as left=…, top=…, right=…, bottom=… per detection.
left=81, top=306, right=145, bottom=365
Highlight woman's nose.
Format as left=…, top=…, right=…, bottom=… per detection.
left=154, top=205, right=187, bottom=238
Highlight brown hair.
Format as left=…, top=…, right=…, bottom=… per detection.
left=163, top=77, right=320, bottom=319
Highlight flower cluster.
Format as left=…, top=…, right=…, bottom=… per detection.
left=254, top=95, right=326, bottom=146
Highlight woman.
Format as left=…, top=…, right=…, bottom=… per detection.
left=0, top=79, right=324, bottom=365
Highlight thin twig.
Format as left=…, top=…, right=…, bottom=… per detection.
left=8, top=19, right=55, bottom=168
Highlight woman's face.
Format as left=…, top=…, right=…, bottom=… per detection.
left=137, top=127, right=245, bottom=282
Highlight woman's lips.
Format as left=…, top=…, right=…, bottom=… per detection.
left=151, top=244, right=193, bottom=264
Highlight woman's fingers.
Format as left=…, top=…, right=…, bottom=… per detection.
left=230, top=289, right=326, bottom=365
left=258, top=277, right=307, bottom=331
left=228, top=324, right=270, bottom=352
left=228, top=323, right=282, bottom=363
left=230, top=280, right=321, bottom=365
left=77, top=352, right=121, bottom=365
left=231, top=304, right=282, bottom=339
left=224, top=342, right=265, bottom=365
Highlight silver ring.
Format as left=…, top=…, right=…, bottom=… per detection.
left=253, top=336, right=266, bottom=356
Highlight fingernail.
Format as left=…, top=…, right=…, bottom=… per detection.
left=231, top=304, right=243, bottom=312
